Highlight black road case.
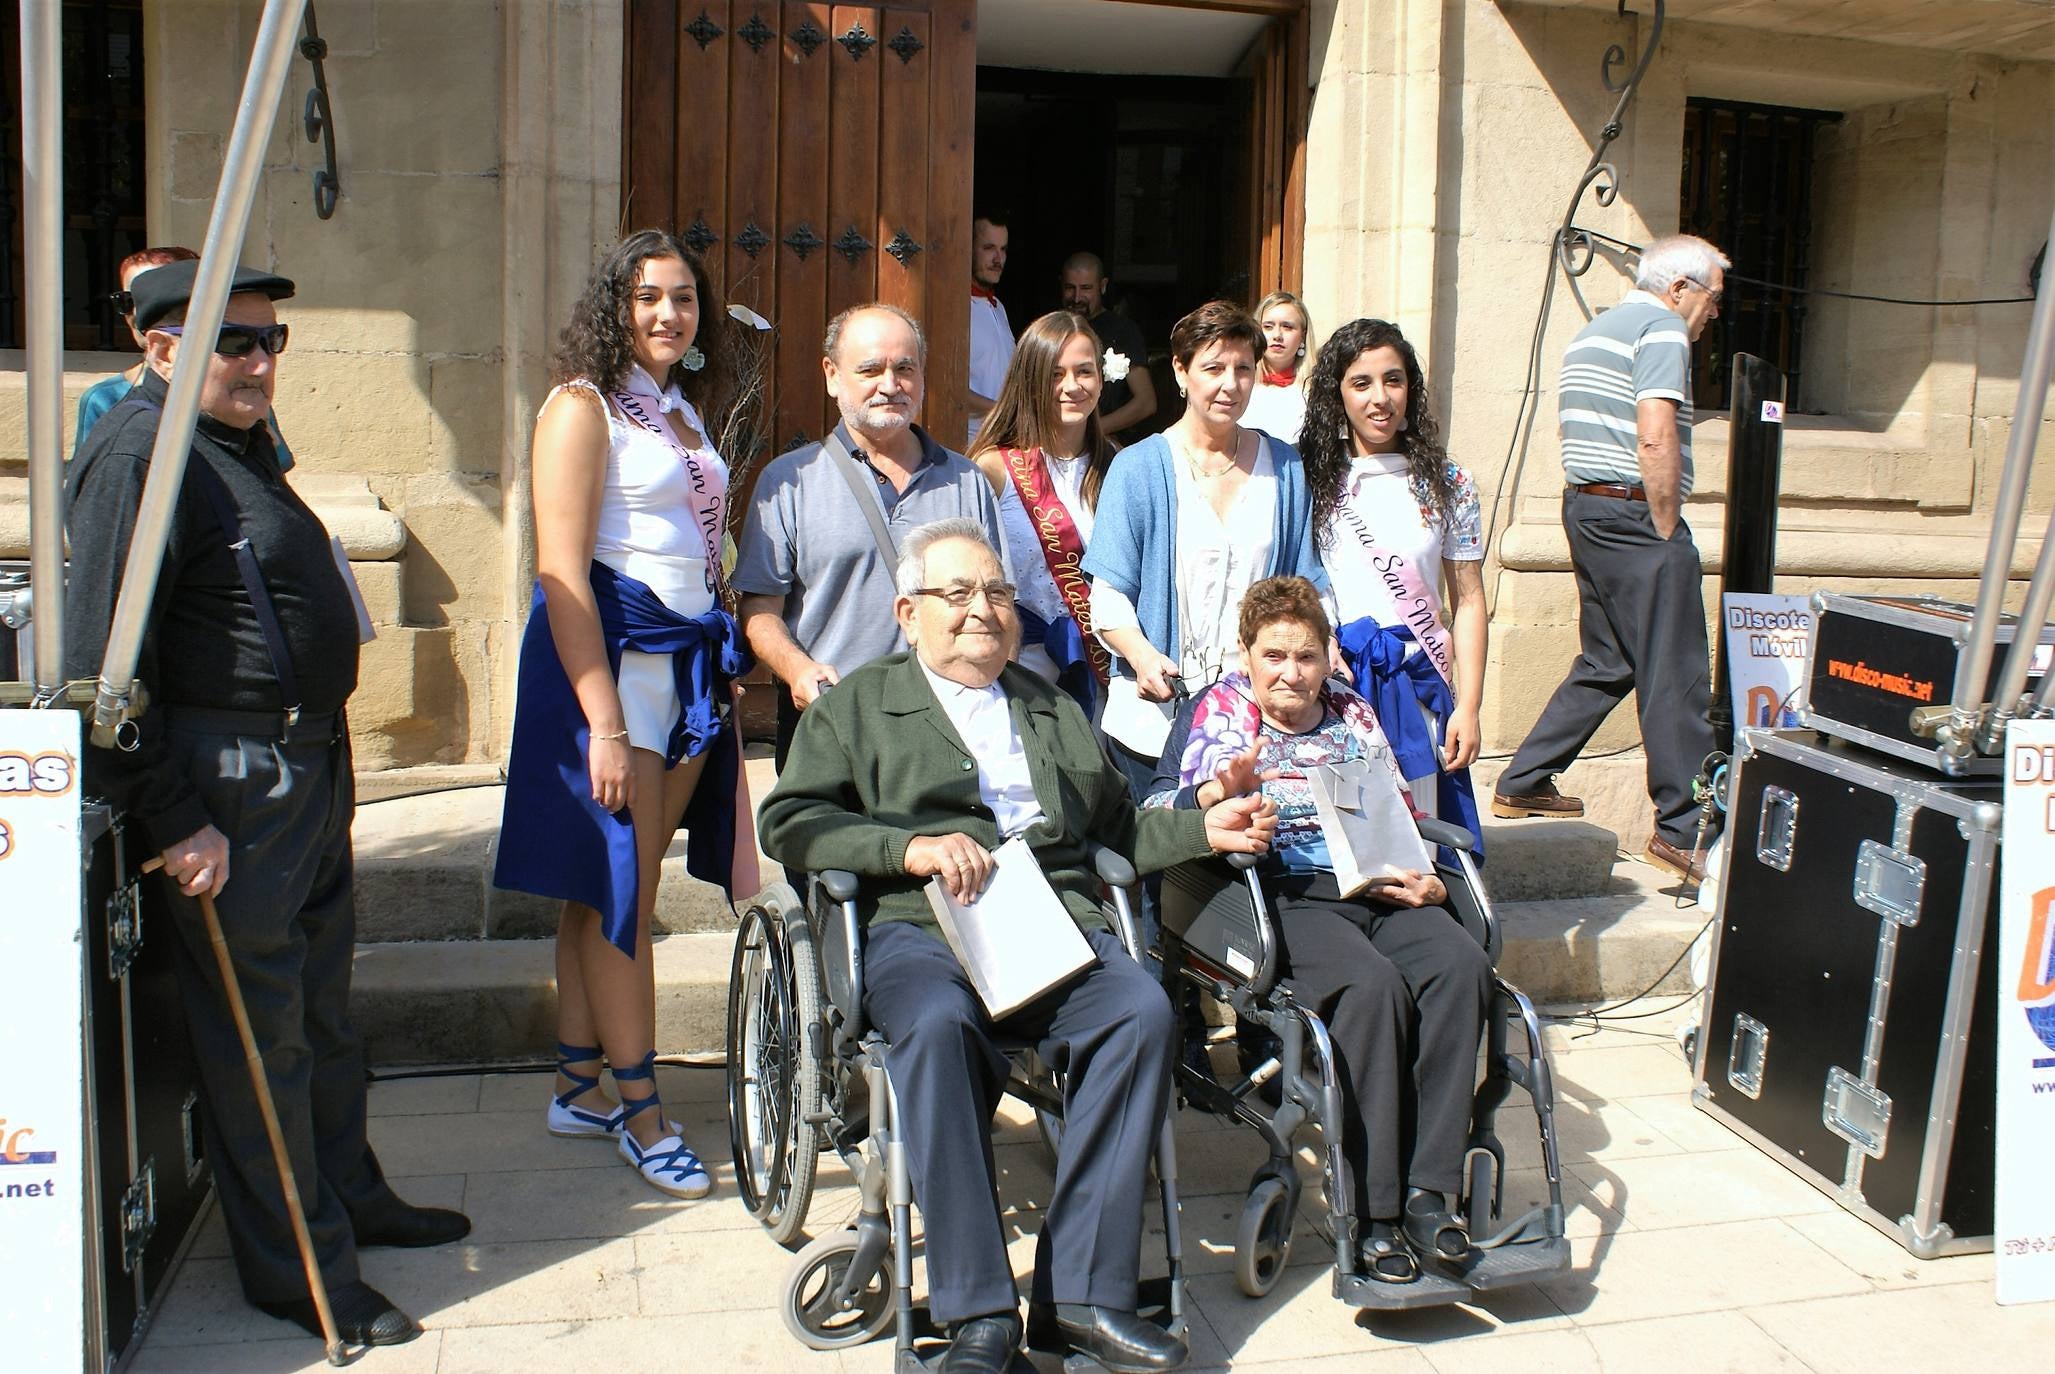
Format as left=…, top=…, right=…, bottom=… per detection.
left=83, top=801, right=214, bottom=1370
left=1693, top=730, right=1999, bottom=1257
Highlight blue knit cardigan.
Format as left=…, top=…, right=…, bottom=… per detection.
left=1081, top=431, right=1330, bottom=663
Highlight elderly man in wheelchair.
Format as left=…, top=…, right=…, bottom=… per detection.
left=1145, top=575, right=1570, bottom=1308
left=755, top=517, right=1276, bottom=1373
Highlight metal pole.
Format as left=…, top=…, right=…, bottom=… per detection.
left=1977, top=501, right=2055, bottom=750
left=89, top=0, right=309, bottom=747
left=1709, top=353, right=1786, bottom=755
left=1939, top=198, right=2055, bottom=766
left=20, top=1, right=64, bottom=699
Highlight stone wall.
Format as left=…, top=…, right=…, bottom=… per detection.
left=1303, top=0, right=2055, bottom=845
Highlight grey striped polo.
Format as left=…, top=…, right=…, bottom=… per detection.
left=1557, top=288, right=1695, bottom=495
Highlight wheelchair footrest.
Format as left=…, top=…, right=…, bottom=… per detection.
left=1333, top=1266, right=1473, bottom=1310
left=1450, top=1234, right=1573, bottom=1291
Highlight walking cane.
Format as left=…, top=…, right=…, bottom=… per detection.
left=144, top=858, right=348, bottom=1365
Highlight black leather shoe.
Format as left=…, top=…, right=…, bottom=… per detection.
left=1027, top=1302, right=1188, bottom=1373
left=942, top=1312, right=1023, bottom=1373
left=353, top=1195, right=472, bottom=1248
left=256, top=1280, right=421, bottom=1346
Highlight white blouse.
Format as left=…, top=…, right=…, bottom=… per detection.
left=553, top=368, right=727, bottom=620
left=1323, top=452, right=1483, bottom=638
left=1241, top=381, right=1307, bottom=446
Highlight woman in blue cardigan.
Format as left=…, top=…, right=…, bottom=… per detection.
left=1084, top=299, right=1332, bottom=798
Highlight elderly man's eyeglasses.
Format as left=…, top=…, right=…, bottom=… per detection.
left=913, top=581, right=1017, bottom=610
left=155, top=323, right=291, bottom=358
left=1683, top=277, right=1724, bottom=307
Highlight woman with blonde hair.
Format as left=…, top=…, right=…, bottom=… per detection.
left=1241, top=290, right=1313, bottom=445
left=968, top=310, right=1120, bottom=714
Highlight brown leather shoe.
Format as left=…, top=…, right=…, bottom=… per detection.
left=1491, top=783, right=1585, bottom=818
left=1644, top=834, right=1708, bottom=883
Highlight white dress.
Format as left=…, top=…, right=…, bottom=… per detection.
left=995, top=451, right=1096, bottom=685
left=551, top=369, right=728, bottom=752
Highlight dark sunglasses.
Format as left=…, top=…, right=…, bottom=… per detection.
left=155, top=322, right=290, bottom=358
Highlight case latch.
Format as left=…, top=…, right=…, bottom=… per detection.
left=181, top=1090, right=206, bottom=1185
left=1756, top=786, right=1799, bottom=871
left=1853, top=840, right=1926, bottom=927
left=1728, top=1014, right=1769, bottom=1099
left=120, top=1158, right=157, bottom=1274
left=106, top=879, right=142, bottom=980
left=1823, top=1066, right=1892, bottom=1157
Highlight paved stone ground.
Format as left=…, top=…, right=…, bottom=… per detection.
left=132, top=1002, right=2054, bottom=1372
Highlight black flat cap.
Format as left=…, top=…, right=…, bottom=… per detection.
left=131, top=259, right=296, bottom=333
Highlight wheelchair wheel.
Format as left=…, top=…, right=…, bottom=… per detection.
left=781, top=1228, right=896, bottom=1351
left=1234, top=1177, right=1294, bottom=1297
left=726, top=886, right=822, bottom=1246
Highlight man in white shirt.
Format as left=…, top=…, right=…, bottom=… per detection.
left=967, top=212, right=1014, bottom=446
left=759, top=519, right=1275, bottom=1374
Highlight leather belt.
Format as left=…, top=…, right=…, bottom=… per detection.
left=162, top=705, right=343, bottom=744
left=1569, top=481, right=1646, bottom=501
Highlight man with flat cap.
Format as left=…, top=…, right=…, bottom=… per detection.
left=64, top=260, right=469, bottom=1348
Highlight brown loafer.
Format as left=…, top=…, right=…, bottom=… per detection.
left=1644, top=834, right=1708, bottom=883
left=1491, top=783, right=1584, bottom=818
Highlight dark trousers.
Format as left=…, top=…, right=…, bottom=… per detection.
left=862, top=920, right=1174, bottom=1325
left=160, top=722, right=395, bottom=1303
left=1500, top=488, right=1717, bottom=847
left=1270, top=872, right=1492, bottom=1219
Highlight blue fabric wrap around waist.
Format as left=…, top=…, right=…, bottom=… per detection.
left=494, top=561, right=754, bottom=955
left=1017, top=606, right=1099, bottom=719
left=1337, top=614, right=1483, bottom=862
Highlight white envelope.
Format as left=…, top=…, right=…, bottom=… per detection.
left=1306, top=753, right=1433, bottom=899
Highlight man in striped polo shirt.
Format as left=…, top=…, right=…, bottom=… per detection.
left=1494, top=235, right=1729, bottom=882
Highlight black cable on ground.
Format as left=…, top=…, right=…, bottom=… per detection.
left=366, top=1052, right=725, bottom=1084
left=1543, top=914, right=1713, bottom=1040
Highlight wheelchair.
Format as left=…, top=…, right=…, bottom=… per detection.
left=1157, top=816, right=1572, bottom=1311
left=725, top=848, right=1187, bottom=1369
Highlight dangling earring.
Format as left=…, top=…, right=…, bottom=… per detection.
left=682, top=345, right=707, bottom=372
left=1399, top=415, right=1410, bottom=432
left=1295, top=346, right=1305, bottom=359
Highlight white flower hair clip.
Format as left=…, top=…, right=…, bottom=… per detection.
left=1102, top=348, right=1131, bottom=384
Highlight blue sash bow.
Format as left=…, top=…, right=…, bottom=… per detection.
left=1337, top=615, right=1484, bottom=861
left=495, top=562, right=753, bottom=954
left=1017, top=606, right=1100, bottom=719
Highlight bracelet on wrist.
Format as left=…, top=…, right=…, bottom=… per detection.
left=593, top=728, right=629, bottom=742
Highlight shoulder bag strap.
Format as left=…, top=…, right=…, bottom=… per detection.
left=191, top=463, right=302, bottom=722
left=822, top=430, right=900, bottom=567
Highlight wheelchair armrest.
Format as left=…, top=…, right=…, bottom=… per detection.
left=1089, top=844, right=1138, bottom=891
left=817, top=869, right=861, bottom=903
left=1416, top=816, right=1478, bottom=854
left=1225, top=850, right=1261, bottom=872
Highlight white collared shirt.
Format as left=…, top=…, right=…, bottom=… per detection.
left=920, top=661, right=1046, bottom=838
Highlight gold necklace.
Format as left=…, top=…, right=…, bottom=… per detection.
left=1175, top=432, right=1240, bottom=479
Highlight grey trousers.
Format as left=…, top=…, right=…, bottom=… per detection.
left=159, top=719, right=394, bottom=1303
left=862, top=920, right=1174, bottom=1325
left=1500, top=488, right=1717, bottom=847
left=1269, top=872, right=1493, bottom=1218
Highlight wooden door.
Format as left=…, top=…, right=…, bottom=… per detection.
left=1233, top=9, right=1309, bottom=299
left=623, top=1, right=976, bottom=471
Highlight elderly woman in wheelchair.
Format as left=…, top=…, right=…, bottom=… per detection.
left=748, top=519, right=1277, bottom=1372
left=1148, top=575, right=1569, bottom=1307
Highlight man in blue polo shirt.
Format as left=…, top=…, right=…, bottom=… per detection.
left=735, top=302, right=1003, bottom=766
left=1494, top=235, right=1728, bottom=882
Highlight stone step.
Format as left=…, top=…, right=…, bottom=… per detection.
left=352, top=857, right=1704, bottom=1067
left=349, top=766, right=1622, bottom=943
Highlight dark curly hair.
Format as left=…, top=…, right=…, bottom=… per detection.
left=1300, top=317, right=1455, bottom=543
left=551, top=229, right=736, bottom=421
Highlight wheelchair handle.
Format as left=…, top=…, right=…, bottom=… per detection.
left=1416, top=817, right=1479, bottom=854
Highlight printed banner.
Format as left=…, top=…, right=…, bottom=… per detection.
left=1723, top=593, right=1812, bottom=730
left=0, top=709, right=85, bottom=1361
left=2000, top=720, right=2055, bottom=1305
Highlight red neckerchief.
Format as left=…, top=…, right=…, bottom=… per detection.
left=1262, top=366, right=1297, bottom=388
left=971, top=283, right=1000, bottom=303
left=1001, top=446, right=1111, bottom=686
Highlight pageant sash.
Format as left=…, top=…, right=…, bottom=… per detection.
left=1001, top=447, right=1111, bottom=687
left=609, top=387, right=729, bottom=598
left=1335, top=496, right=1456, bottom=691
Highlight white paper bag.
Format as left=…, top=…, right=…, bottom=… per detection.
left=924, top=837, right=1096, bottom=1018
left=1306, top=753, right=1433, bottom=899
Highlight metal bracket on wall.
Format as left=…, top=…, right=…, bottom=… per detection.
left=300, top=5, right=342, bottom=219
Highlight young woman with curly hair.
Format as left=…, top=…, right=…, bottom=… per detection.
left=496, top=229, right=753, bottom=1198
left=966, top=310, right=1118, bottom=714
left=1300, top=317, right=1487, bottom=851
